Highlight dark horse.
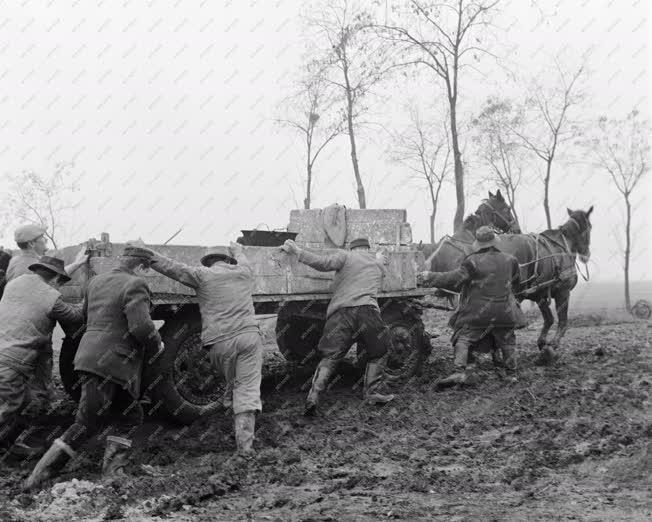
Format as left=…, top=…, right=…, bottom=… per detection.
left=498, top=207, right=593, bottom=360
left=422, top=189, right=522, bottom=272
left=425, top=204, right=594, bottom=359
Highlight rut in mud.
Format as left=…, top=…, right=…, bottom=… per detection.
left=0, top=311, right=650, bottom=521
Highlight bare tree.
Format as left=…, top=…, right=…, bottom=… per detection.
left=277, top=67, right=344, bottom=209
left=378, top=0, right=500, bottom=232
left=307, top=0, right=393, bottom=208
left=472, top=96, right=527, bottom=224
left=392, top=105, right=451, bottom=242
left=588, top=110, right=650, bottom=311
left=513, top=62, right=584, bottom=229
left=3, top=161, right=79, bottom=249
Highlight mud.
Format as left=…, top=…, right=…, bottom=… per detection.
left=0, top=311, right=650, bottom=521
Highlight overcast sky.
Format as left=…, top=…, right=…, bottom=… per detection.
left=0, top=0, right=650, bottom=284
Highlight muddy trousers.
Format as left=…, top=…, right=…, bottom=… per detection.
left=207, top=332, right=264, bottom=453
left=453, top=329, right=517, bottom=374
left=59, top=372, right=142, bottom=452
left=307, top=306, right=394, bottom=406
left=0, top=365, right=32, bottom=446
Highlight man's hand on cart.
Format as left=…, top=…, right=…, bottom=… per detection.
left=281, top=239, right=300, bottom=255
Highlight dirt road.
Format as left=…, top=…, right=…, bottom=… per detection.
left=0, top=312, right=650, bottom=521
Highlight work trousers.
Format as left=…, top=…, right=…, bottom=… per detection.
left=452, top=328, right=517, bottom=371
left=317, top=305, right=392, bottom=363
left=207, top=331, right=263, bottom=415
left=0, top=364, right=32, bottom=444
left=27, top=344, right=54, bottom=411
left=60, top=373, right=142, bottom=451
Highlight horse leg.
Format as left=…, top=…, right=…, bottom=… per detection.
left=536, top=299, right=555, bottom=350
left=550, top=290, right=570, bottom=349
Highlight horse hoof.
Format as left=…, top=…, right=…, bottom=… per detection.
left=538, top=346, right=558, bottom=365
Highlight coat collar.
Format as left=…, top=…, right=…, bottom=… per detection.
left=111, top=266, right=135, bottom=275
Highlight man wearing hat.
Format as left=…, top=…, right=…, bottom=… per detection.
left=417, top=226, right=527, bottom=387
left=140, top=242, right=263, bottom=456
left=4, top=224, right=89, bottom=418
left=25, top=242, right=162, bottom=490
left=0, top=257, right=84, bottom=457
left=281, top=237, right=397, bottom=416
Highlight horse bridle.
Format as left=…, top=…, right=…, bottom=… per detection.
left=477, top=199, right=518, bottom=233
left=562, top=214, right=592, bottom=281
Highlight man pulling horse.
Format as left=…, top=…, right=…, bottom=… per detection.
left=423, top=205, right=594, bottom=369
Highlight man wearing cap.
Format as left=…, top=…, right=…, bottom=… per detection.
left=281, top=237, right=397, bottom=416
left=25, top=243, right=162, bottom=490
left=417, top=226, right=527, bottom=387
left=4, top=224, right=89, bottom=417
left=140, top=242, right=263, bottom=456
left=0, top=257, right=84, bottom=457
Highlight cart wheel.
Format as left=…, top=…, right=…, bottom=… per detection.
left=275, top=303, right=325, bottom=365
left=379, top=300, right=432, bottom=380
left=631, top=299, right=651, bottom=320
left=146, top=311, right=225, bottom=424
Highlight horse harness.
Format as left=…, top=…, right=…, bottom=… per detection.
left=517, top=219, right=590, bottom=298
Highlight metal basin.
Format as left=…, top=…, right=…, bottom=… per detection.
left=237, top=230, right=298, bottom=247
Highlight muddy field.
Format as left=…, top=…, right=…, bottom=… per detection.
left=0, top=310, right=650, bottom=521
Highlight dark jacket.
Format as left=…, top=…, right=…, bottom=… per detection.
left=74, top=267, right=161, bottom=398
left=423, top=247, right=527, bottom=330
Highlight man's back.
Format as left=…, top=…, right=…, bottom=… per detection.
left=148, top=255, right=258, bottom=346
left=0, top=274, right=60, bottom=370
left=75, top=267, right=160, bottom=398
left=5, top=251, right=40, bottom=282
left=84, top=269, right=139, bottom=337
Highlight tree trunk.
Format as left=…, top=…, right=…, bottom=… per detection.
left=624, top=195, right=632, bottom=311
left=429, top=212, right=435, bottom=243
left=543, top=159, right=552, bottom=229
left=343, top=60, right=366, bottom=209
left=449, top=98, right=464, bottom=232
left=304, top=161, right=312, bottom=210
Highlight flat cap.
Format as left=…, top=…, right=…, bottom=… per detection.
left=14, top=224, right=47, bottom=243
left=349, top=238, right=370, bottom=250
left=200, top=246, right=237, bottom=267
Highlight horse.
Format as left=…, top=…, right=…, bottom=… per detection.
left=422, top=189, right=522, bottom=273
left=496, top=207, right=593, bottom=359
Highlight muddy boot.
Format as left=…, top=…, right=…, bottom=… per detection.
left=500, top=344, right=518, bottom=383
left=437, top=340, right=472, bottom=388
left=491, top=349, right=503, bottom=368
left=102, top=436, right=131, bottom=478
left=9, top=439, right=45, bottom=460
left=363, top=358, right=395, bottom=405
left=23, top=438, right=76, bottom=491
left=436, top=369, right=469, bottom=388
left=304, top=360, right=337, bottom=416
left=234, top=411, right=256, bottom=455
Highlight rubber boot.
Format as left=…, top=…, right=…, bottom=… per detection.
left=304, top=359, right=337, bottom=416
left=23, top=438, right=76, bottom=491
left=437, top=342, right=470, bottom=388
left=102, top=436, right=131, bottom=478
left=501, top=344, right=518, bottom=383
left=363, top=359, right=396, bottom=404
left=234, top=411, right=256, bottom=455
